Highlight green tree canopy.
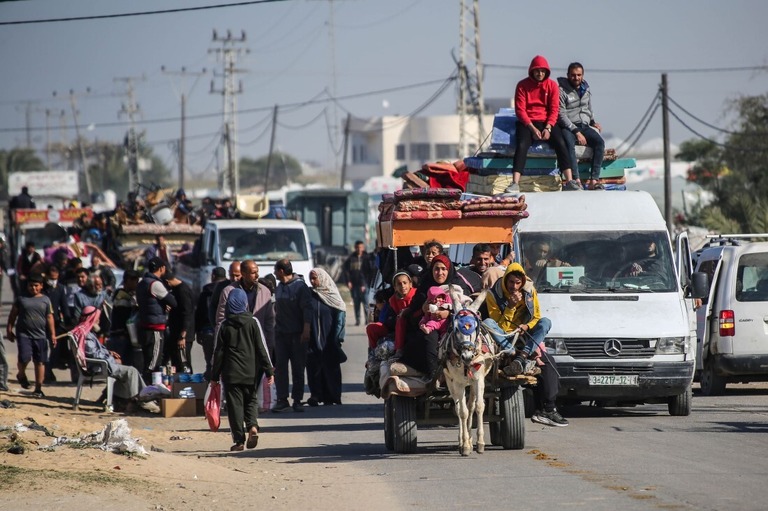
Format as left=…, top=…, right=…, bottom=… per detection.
left=0, top=148, right=45, bottom=200
left=677, top=93, right=768, bottom=233
left=239, top=151, right=302, bottom=191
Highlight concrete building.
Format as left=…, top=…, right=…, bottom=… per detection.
left=346, top=112, right=499, bottom=189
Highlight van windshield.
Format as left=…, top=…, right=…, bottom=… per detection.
left=219, top=227, right=308, bottom=262
left=518, top=231, right=676, bottom=293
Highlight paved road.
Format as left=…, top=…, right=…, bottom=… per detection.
left=3, top=278, right=768, bottom=510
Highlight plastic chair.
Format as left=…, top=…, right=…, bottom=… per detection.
left=68, top=334, right=115, bottom=412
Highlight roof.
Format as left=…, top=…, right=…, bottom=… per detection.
left=518, top=190, right=666, bottom=232
left=207, top=218, right=307, bottom=230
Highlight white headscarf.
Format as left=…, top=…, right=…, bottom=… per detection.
left=310, top=267, right=346, bottom=311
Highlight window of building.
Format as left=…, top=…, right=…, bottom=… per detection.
left=410, top=143, right=430, bottom=162
left=435, top=144, right=459, bottom=160
left=395, top=144, right=406, bottom=160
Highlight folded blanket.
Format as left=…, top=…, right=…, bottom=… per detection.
left=394, top=187, right=463, bottom=201
left=462, top=210, right=530, bottom=219
left=421, top=160, right=470, bottom=192
left=392, top=210, right=463, bottom=221
left=395, top=199, right=463, bottom=212
left=461, top=196, right=527, bottom=212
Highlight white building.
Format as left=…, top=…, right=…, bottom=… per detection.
left=346, top=112, right=498, bottom=189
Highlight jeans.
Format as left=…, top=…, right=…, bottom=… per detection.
left=482, top=317, right=552, bottom=355
left=562, top=123, right=605, bottom=180
left=351, top=286, right=368, bottom=325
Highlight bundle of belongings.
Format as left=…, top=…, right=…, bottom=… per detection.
left=377, top=188, right=529, bottom=222
left=463, top=108, right=635, bottom=193
left=399, top=160, right=471, bottom=192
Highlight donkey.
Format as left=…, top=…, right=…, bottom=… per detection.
left=439, top=288, right=495, bottom=456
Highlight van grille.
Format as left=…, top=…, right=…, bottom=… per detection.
left=564, top=339, right=656, bottom=359
left=572, top=365, right=655, bottom=374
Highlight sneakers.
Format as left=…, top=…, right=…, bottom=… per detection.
left=505, top=183, right=520, bottom=194
left=140, top=400, right=161, bottom=414
left=292, top=401, right=304, bottom=413
left=17, top=373, right=31, bottom=389
left=31, top=388, right=45, bottom=398
left=531, top=409, right=569, bottom=427
left=271, top=400, right=290, bottom=413
left=592, top=182, right=605, bottom=190
left=563, top=180, right=582, bottom=191
left=503, top=356, right=526, bottom=376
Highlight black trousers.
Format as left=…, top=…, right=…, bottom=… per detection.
left=224, top=381, right=261, bottom=444
left=513, top=120, right=572, bottom=175
left=400, top=329, right=440, bottom=379
left=274, top=332, right=307, bottom=402
left=533, top=350, right=561, bottom=412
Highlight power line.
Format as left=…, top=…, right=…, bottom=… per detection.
left=667, top=95, right=768, bottom=136
left=618, top=101, right=660, bottom=158
left=0, top=0, right=291, bottom=26
left=484, top=63, right=768, bottom=74
left=667, top=106, right=768, bottom=155
left=615, top=91, right=660, bottom=153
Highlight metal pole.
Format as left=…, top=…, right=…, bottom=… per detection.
left=661, top=73, right=672, bottom=234
left=340, top=113, right=351, bottom=188
left=264, top=105, right=278, bottom=191
left=180, top=93, right=186, bottom=191
left=69, top=92, right=92, bottom=198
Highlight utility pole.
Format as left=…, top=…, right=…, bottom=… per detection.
left=209, top=29, right=248, bottom=196
left=264, top=105, right=278, bottom=193
left=340, top=113, right=351, bottom=188
left=162, top=66, right=207, bottom=191
left=54, top=88, right=92, bottom=199
left=661, top=74, right=672, bottom=234
left=44, top=109, right=52, bottom=169
left=457, top=0, right=485, bottom=157
left=115, top=75, right=145, bottom=194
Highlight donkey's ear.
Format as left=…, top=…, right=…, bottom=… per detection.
left=469, top=290, right=487, bottom=313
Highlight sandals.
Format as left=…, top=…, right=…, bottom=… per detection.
left=16, top=373, right=31, bottom=390
left=246, top=428, right=259, bottom=449
left=230, top=443, right=244, bottom=452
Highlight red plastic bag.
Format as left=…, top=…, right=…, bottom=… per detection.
left=205, top=382, right=221, bottom=432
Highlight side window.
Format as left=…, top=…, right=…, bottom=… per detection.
left=206, top=229, right=217, bottom=264
left=697, top=259, right=717, bottom=304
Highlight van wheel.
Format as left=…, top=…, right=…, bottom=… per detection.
left=668, top=384, right=692, bottom=416
left=700, top=359, right=726, bottom=396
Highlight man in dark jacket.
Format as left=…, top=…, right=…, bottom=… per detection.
left=43, top=264, right=72, bottom=384
left=107, top=269, right=140, bottom=371
left=272, top=258, right=312, bottom=412
left=165, top=271, right=195, bottom=373
left=208, top=261, right=241, bottom=328
left=211, top=288, right=274, bottom=451
left=342, top=241, right=373, bottom=326
left=136, top=257, right=177, bottom=382
left=195, top=266, right=227, bottom=379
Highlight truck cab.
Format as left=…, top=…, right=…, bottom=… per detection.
left=175, top=218, right=314, bottom=298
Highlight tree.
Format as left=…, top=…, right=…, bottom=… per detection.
left=677, top=93, right=768, bottom=233
left=238, top=152, right=302, bottom=191
left=0, top=148, right=45, bottom=200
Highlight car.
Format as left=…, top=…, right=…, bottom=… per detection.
left=694, top=235, right=768, bottom=395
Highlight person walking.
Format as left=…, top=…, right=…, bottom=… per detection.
left=107, top=269, right=140, bottom=371
left=342, top=240, right=373, bottom=326
left=208, top=261, right=241, bottom=329
left=136, top=257, right=177, bottom=382
left=16, top=242, right=42, bottom=295
left=165, top=271, right=195, bottom=373
left=211, top=288, right=274, bottom=452
left=6, top=274, right=55, bottom=397
left=272, top=259, right=312, bottom=413
left=42, top=264, right=72, bottom=384
left=306, top=268, right=347, bottom=407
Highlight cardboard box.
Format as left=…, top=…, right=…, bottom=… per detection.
left=171, top=382, right=208, bottom=399
left=161, top=398, right=200, bottom=418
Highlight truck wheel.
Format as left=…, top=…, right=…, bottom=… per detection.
left=668, top=384, right=692, bottom=416
left=500, top=386, right=525, bottom=450
left=384, top=398, right=394, bottom=451
left=392, top=395, right=417, bottom=454
left=700, top=359, right=727, bottom=396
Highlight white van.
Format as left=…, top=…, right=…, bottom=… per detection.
left=693, top=235, right=768, bottom=395
left=515, top=191, right=706, bottom=416
left=175, top=218, right=314, bottom=298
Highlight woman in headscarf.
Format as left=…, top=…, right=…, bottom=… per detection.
left=394, top=254, right=472, bottom=380
left=306, top=267, right=347, bottom=406
left=211, top=288, right=274, bottom=451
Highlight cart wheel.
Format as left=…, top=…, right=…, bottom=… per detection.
left=384, top=397, right=395, bottom=451
left=668, top=383, right=692, bottom=416
left=489, top=393, right=501, bottom=446
left=392, top=395, right=417, bottom=454
left=500, top=386, right=525, bottom=450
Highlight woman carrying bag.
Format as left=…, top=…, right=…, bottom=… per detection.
left=306, top=268, right=347, bottom=406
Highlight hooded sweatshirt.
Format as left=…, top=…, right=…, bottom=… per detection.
left=485, top=262, right=542, bottom=332
left=211, top=300, right=274, bottom=385
left=514, top=55, right=560, bottom=128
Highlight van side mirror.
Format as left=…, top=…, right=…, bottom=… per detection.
left=690, top=272, right=708, bottom=299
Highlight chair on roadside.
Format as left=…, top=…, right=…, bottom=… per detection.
left=67, top=334, right=115, bottom=412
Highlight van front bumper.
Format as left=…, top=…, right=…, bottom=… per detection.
left=555, top=360, right=694, bottom=400
left=714, top=354, right=768, bottom=378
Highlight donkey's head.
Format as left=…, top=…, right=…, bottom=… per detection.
left=448, top=288, right=489, bottom=365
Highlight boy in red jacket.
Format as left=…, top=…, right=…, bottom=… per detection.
left=510, top=55, right=580, bottom=192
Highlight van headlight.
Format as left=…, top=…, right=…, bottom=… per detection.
left=544, top=338, right=568, bottom=355
left=656, top=337, right=686, bottom=354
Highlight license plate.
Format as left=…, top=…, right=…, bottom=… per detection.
left=588, top=374, right=639, bottom=386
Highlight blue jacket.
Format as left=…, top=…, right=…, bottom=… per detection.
left=274, top=276, right=312, bottom=335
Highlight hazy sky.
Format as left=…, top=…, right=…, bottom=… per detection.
left=1, top=0, right=767, bottom=183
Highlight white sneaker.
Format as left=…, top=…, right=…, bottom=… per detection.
left=140, top=400, right=161, bottom=414
left=505, top=183, right=520, bottom=194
